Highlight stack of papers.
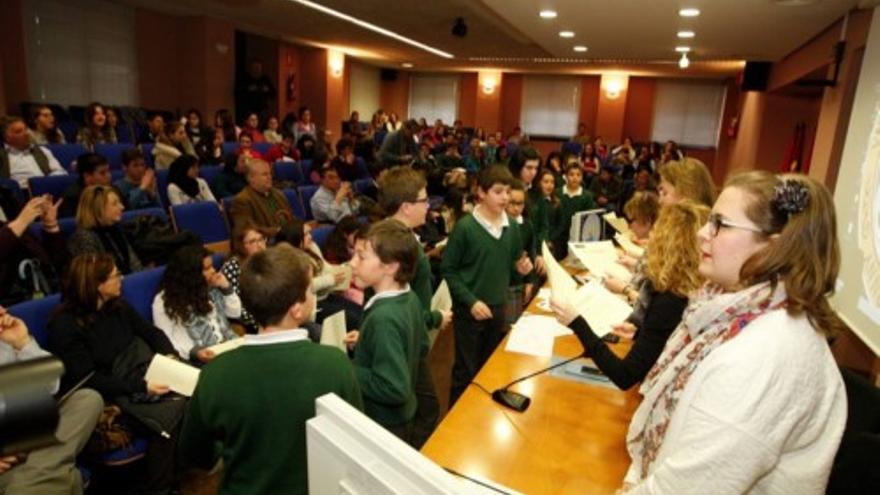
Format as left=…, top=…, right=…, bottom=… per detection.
left=569, top=242, right=633, bottom=283
left=603, top=212, right=631, bottom=235
left=144, top=355, right=200, bottom=397
left=615, top=233, right=645, bottom=258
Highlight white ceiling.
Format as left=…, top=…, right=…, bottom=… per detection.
left=118, top=0, right=869, bottom=77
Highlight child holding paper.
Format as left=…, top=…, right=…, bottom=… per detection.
left=349, top=219, right=427, bottom=444
left=550, top=201, right=709, bottom=390
left=179, top=244, right=362, bottom=495
left=442, top=166, right=533, bottom=406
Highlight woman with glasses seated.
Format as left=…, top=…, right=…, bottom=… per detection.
left=551, top=201, right=709, bottom=390
left=68, top=185, right=143, bottom=274
left=221, top=222, right=271, bottom=334
left=48, top=253, right=183, bottom=494
left=616, top=172, right=844, bottom=493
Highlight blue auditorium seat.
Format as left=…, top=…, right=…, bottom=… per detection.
left=28, top=175, right=77, bottom=201
left=311, top=224, right=334, bottom=250
left=121, top=265, right=166, bottom=323
left=170, top=201, right=230, bottom=252
left=282, top=188, right=306, bottom=220
left=273, top=161, right=304, bottom=185
left=45, top=144, right=87, bottom=172
left=298, top=185, right=319, bottom=220
left=95, top=143, right=135, bottom=170
left=7, top=294, right=62, bottom=348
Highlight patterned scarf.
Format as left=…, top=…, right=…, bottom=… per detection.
left=626, top=281, right=787, bottom=479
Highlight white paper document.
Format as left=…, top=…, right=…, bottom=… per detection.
left=505, top=324, right=555, bottom=357
left=615, top=233, right=645, bottom=258
left=569, top=242, right=633, bottom=283
left=512, top=314, right=573, bottom=338
left=431, top=280, right=452, bottom=313
left=144, top=354, right=200, bottom=397
left=603, top=212, right=631, bottom=235
left=542, top=241, right=578, bottom=302
left=206, top=337, right=244, bottom=356
left=573, top=281, right=633, bottom=337
left=320, top=310, right=347, bottom=351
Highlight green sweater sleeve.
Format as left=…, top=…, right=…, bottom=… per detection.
left=178, top=380, right=220, bottom=470
left=354, top=327, right=412, bottom=406
left=440, top=220, right=479, bottom=308
left=412, top=248, right=442, bottom=329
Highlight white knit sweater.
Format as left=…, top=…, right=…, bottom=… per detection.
left=624, top=309, right=847, bottom=494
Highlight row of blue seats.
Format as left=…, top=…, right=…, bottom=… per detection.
left=40, top=142, right=277, bottom=171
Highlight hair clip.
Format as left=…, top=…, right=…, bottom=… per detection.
left=771, top=179, right=810, bottom=216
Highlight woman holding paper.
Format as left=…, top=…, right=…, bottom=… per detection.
left=551, top=201, right=709, bottom=390
left=47, top=253, right=182, bottom=494
left=152, top=245, right=241, bottom=364
left=613, top=172, right=847, bottom=494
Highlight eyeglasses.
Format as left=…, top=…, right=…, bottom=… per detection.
left=706, top=213, right=765, bottom=238
left=412, top=197, right=430, bottom=204
left=244, top=236, right=267, bottom=245
left=508, top=200, right=525, bottom=206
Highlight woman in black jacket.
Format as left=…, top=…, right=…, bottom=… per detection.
left=48, top=253, right=182, bottom=494
left=550, top=201, right=709, bottom=390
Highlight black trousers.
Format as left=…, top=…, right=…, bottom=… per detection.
left=410, top=354, right=439, bottom=449
left=449, top=302, right=506, bottom=407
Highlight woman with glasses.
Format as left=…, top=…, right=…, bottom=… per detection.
left=551, top=200, right=709, bottom=390
left=220, top=221, right=270, bottom=333
left=68, top=185, right=143, bottom=274
left=48, top=253, right=183, bottom=494
left=616, top=171, right=846, bottom=493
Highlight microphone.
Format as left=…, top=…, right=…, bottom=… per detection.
left=490, top=354, right=584, bottom=412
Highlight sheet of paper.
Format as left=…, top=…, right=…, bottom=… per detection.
left=573, top=281, right=633, bottom=337
left=569, top=242, right=633, bottom=284
left=532, top=287, right=552, bottom=312
left=206, top=337, right=244, bottom=356
left=331, top=264, right=353, bottom=292
left=603, top=212, right=631, bottom=235
left=320, top=310, right=347, bottom=351
left=505, top=324, right=555, bottom=357
left=542, top=241, right=577, bottom=302
left=434, top=237, right=448, bottom=249
left=145, top=354, right=200, bottom=397
left=431, top=280, right=452, bottom=314
left=615, top=233, right=645, bottom=258
left=512, top=314, right=573, bottom=338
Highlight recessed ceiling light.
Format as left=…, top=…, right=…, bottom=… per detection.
left=679, top=8, right=700, bottom=17
left=539, top=10, right=557, bottom=18
left=288, top=0, right=453, bottom=59
left=559, top=31, right=575, bottom=38
left=401, top=62, right=413, bottom=68
left=573, top=46, right=588, bottom=52
left=675, top=46, right=691, bottom=53
left=677, top=30, right=695, bottom=38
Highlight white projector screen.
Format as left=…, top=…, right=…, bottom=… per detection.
left=832, top=7, right=880, bottom=355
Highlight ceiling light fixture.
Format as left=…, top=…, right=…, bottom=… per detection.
left=675, top=46, right=691, bottom=53
left=401, top=62, right=413, bottom=68
left=559, top=31, right=575, bottom=38
left=573, top=46, right=588, bottom=52
left=679, top=8, right=700, bottom=17
left=677, top=30, right=695, bottom=38
left=539, top=10, right=557, bottom=19
left=288, top=0, right=454, bottom=59
left=679, top=52, right=690, bottom=69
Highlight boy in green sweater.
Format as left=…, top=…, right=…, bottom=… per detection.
left=350, top=218, right=427, bottom=444
left=441, top=166, right=534, bottom=406
left=377, top=166, right=452, bottom=448
left=506, top=180, right=538, bottom=326
left=552, top=162, right=596, bottom=259
left=179, top=244, right=362, bottom=495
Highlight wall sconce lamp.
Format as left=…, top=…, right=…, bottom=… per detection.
left=482, top=77, right=497, bottom=94
left=604, top=79, right=624, bottom=99
left=328, top=50, right=344, bottom=78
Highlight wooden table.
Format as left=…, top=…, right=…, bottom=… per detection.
left=421, top=295, right=641, bottom=494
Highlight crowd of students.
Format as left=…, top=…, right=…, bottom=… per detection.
left=0, top=102, right=848, bottom=495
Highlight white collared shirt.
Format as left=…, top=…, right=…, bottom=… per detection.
left=562, top=185, right=584, bottom=198
left=364, top=284, right=411, bottom=311
left=243, top=328, right=310, bottom=346
left=514, top=215, right=524, bottom=225
left=4, top=144, right=67, bottom=188
left=472, top=205, right=509, bottom=239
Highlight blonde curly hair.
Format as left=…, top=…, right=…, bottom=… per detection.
left=645, top=200, right=710, bottom=297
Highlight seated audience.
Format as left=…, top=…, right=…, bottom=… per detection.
left=295, top=134, right=316, bottom=162
left=214, top=109, right=239, bottom=143
left=264, top=133, right=299, bottom=163
left=166, top=155, right=216, bottom=205
left=551, top=201, right=708, bottom=390
left=152, top=245, right=240, bottom=363
left=179, top=244, right=362, bottom=495
left=331, top=137, right=366, bottom=182
left=184, top=108, right=211, bottom=146
left=221, top=222, right=270, bottom=334
left=213, top=154, right=248, bottom=199
left=228, top=159, right=295, bottom=234
left=615, top=172, right=846, bottom=493
left=236, top=131, right=263, bottom=160
left=59, top=152, right=112, bottom=218
left=140, top=111, right=165, bottom=144
left=0, top=195, right=65, bottom=305
left=114, top=148, right=159, bottom=210
left=27, top=105, right=66, bottom=144
left=323, top=215, right=363, bottom=264
left=376, top=119, right=418, bottom=168
left=195, top=128, right=225, bottom=167
left=68, top=185, right=143, bottom=274
left=76, top=102, right=117, bottom=148
left=349, top=219, right=425, bottom=443
left=0, top=305, right=103, bottom=495
left=293, top=105, right=316, bottom=143
left=241, top=112, right=265, bottom=143
left=311, top=163, right=359, bottom=224
left=1, top=115, right=67, bottom=189
left=152, top=122, right=197, bottom=169
left=48, top=253, right=183, bottom=495
left=263, top=115, right=283, bottom=144
left=590, top=164, right=624, bottom=212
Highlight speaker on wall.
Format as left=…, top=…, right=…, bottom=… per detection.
left=380, top=69, right=399, bottom=82
left=741, top=61, right=772, bottom=92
